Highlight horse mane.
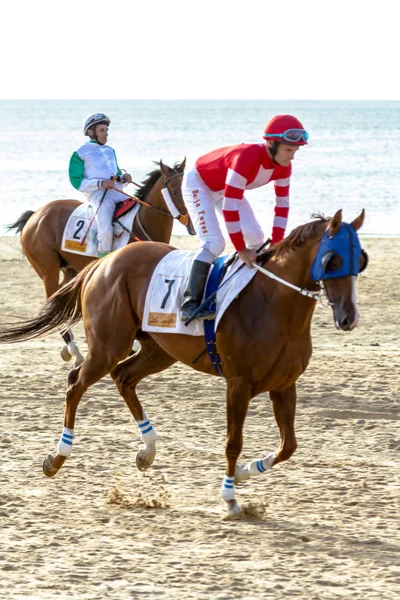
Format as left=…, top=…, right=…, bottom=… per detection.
left=259, top=213, right=330, bottom=263
left=274, top=213, right=330, bottom=256
left=134, top=161, right=184, bottom=202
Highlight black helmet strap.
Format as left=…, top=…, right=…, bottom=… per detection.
left=267, top=141, right=280, bottom=164
left=89, top=121, right=108, bottom=145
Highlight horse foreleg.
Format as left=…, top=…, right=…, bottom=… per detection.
left=43, top=356, right=113, bottom=478
left=236, top=383, right=297, bottom=487
left=111, top=338, right=177, bottom=472
left=270, top=384, right=298, bottom=464
left=60, top=329, right=85, bottom=367
left=221, top=378, right=252, bottom=517
left=235, top=384, right=297, bottom=486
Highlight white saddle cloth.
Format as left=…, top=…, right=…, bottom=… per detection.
left=142, top=250, right=258, bottom=336
left=61, top=203, right=140, bottom=257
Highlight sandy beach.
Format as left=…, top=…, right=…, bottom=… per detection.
left=0, top=233, right=399, bottom=600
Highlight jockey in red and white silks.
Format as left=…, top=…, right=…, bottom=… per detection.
left=180, top=114, right=309, bottom=322
left=183, top=143, right=291, bottom=259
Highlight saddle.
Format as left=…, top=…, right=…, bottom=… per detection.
left=114, top=198, right=137, bottom=220
left=142, top=250, right=259, bottom=337
left=61, top=201, right=140, bottom=258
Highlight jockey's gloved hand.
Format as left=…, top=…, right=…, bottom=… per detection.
left=238, top=247, right=257, bottom=268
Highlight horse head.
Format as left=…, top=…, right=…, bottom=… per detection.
left=311, top=209, right=368, bottom=331
left=159, top=158, right=196, bottom=235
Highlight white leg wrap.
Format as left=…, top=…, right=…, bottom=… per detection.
left=68, top=340, right=83, bottom=358
left=221, top=475, right=235, bottom=502
left=137, top=418, right=157, bottom=444
left=236, top=451, right=277, bottom=482
left=248, top=452, right=277, bottom=475
left=57, top=427, right=74, bottom=457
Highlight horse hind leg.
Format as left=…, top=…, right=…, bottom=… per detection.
left=43, top=344, right=128, bottom=478
left=45, top=271, right=144, bottom=476
left=59, top=267, right=84, bottom=367
left=111, top=336, right=177, bottom=472
left=23, top=246, right=83, bottom=367
left=60, top=329, right=85, bottom=367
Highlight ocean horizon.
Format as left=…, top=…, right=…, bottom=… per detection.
left=1, top=99, right=399, bottom=238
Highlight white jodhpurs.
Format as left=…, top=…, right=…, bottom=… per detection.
left=182, top=166, right=264, bottom=263
left=90, top=195, right=120, bottom=254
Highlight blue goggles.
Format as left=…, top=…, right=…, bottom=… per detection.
left=263, top=129, right=309, bottom=143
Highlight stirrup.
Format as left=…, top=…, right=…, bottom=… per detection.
left=196, top=306, right=215, bottom=321
left=181, top=305, right=215, bottom=322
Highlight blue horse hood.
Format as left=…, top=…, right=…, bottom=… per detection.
left=311, top=223, right=363, bottom=281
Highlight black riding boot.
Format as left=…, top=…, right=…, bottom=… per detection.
left=180, top=260, right=215, bottom=322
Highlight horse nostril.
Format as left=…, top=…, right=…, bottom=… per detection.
left=340, top=316, right=353, bottom=330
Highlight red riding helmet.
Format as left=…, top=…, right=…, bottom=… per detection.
left=263, top=115, right=309, bottom=145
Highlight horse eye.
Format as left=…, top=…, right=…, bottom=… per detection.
left=359, top=250, right=368, bottom=273
left=325, top=254, right=343, bottom=272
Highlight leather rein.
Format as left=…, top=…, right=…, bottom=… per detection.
left=113, top=169, right=186, bottom=242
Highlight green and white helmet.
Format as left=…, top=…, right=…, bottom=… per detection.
left=83, top=113, right=111, bottom=136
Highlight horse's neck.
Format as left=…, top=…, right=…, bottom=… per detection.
left=268, top=241, right=319, bottom=289
left=136, top=177, right=173, bottom=243
left=257, top=243, right=319, bottom=329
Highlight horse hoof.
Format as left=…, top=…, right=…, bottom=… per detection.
left=136, top=448, right=155, bottom=472
left=235, top=464, right=251, bottom=483
left=225, top=499, right=242, bottom=520
left=42, top=454, right=60, bottom=478
left=60, top=345, right=72, bottom=362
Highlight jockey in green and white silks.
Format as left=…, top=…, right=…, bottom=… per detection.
left=68, top=113, right=133, bottom=256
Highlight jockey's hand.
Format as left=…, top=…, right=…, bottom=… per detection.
left=122, top=173, right=132, bottom=183
left=100, top=179, right=115, bottom=189
left=238, top=247, right=258, bottom=268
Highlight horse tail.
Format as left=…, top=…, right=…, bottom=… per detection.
left=0, top=260, right=99, bottom=345
left=6, top=211, right=35, bottom=234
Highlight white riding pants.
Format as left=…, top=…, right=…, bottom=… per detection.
left=182, top=166, right=264, bottom=263
left=90, top=194, right=121, bottom=253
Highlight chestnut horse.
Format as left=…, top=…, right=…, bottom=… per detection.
left=8, top=159, right=191, bottom=365
left=0, top=210, right=368, bottom=517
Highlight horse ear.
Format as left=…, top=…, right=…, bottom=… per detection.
left=350, top=209, right=365, bottom=231
left=328, top=209, right=343, bottom=237
left=179, top=156, right=186, bottom=172
left=159, top=160, right=168, bottom=176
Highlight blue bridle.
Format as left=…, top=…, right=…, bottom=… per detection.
left=311, top=223, right=367, bottom=282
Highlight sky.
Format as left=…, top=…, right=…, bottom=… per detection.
left=1, top=0, right=398, bottom=100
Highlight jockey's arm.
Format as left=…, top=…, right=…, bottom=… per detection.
left=271, top=169, right=291, bottom=244
left=113, top=149, right=132, bottom=186
left=221, top=150, right=257, bottom=254
left=69, top=152, right=102, bottom=193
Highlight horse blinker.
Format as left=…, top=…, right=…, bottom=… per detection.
left=311, top=223, right=365, bottom=282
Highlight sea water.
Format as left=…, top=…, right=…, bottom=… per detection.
left=1, top=99, right=399, bottom=237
